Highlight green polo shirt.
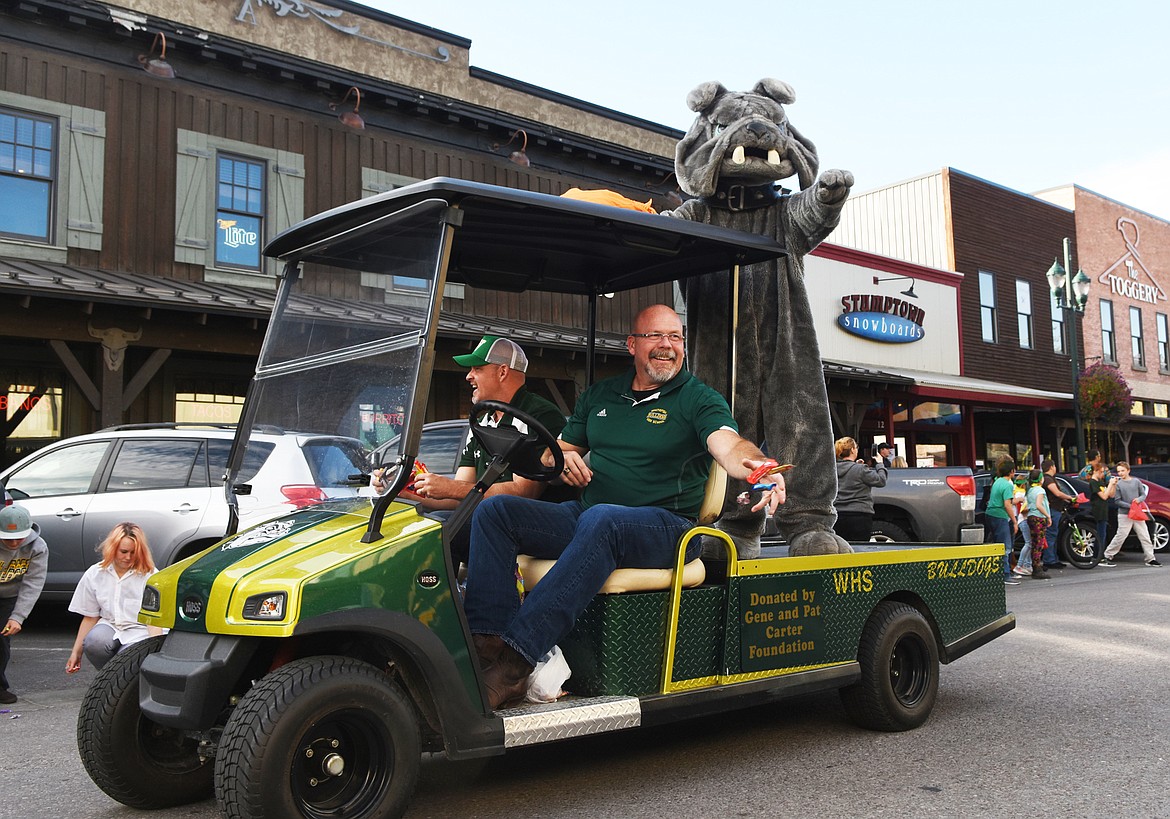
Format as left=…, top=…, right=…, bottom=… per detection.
left=985, top=476, right=1014, bottom=520
left=560, top=368, right=737, bottom=518
left=458, top=386, right=566, bottom=482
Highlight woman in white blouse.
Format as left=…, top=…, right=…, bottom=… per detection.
left=66, top=523, right=164, bottom=673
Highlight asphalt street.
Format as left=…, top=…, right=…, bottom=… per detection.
left=2, top=554, right=1168, bottom=819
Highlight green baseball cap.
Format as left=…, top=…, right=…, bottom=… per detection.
left=452, top=335, right=528, bottom=372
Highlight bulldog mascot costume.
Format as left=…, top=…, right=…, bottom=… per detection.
left=664, top=79, right=855, bottom=557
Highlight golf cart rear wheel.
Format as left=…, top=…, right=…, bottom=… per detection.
left=840, top=601, right=939, bottom=731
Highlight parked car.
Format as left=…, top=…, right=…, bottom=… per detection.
left=974, top=471, right=1169, bottom=558
left=0, top=423, right=369, bottom=601
left=1127, top=463, right=1170, bottom=490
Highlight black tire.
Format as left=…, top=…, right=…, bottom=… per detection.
left=840, top=601, right=939, bottom=732
left=869, top=520, right=912, bottom=543
left=1060, top=521, right=1100, bottom=568
left=215, top=656, right=420, bottom=819
left=76, top=635, right=214, bottom=808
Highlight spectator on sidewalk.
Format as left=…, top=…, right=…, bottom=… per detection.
left=833, top=437, right=887, bottom=542
left=0, top=504, right=48, bottom=704
left=1024, top=469, right=1052, bottom=580
left=984, top=458, right=1020, bottom=586
left=1087, top=463, right=1117, bottom=561
left=1100, top=462, right=1160, bottom=568
left=66, top=522, right=165, bottom=673
left=1011, top=473, right=1034, bottom=577
left=1040, top=459, right=1072, bottom=569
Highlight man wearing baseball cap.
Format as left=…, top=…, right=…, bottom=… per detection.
left=407, top=335, right=568, bottom=566
left=0, top=504, right=49, bottom=703
left=874, top=442, right=894, bottom=469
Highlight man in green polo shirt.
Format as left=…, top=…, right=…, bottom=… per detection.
left=406, top=335, right=566, bottom=566
left=464, top=304, right=787, bottom=709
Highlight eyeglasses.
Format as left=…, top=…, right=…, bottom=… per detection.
left=630, top=332, right=685, bottom=344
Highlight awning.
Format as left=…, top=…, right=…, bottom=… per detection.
left=0, top=257, right=629, bottom=352
left=856, top=363, right=1073, bottom=408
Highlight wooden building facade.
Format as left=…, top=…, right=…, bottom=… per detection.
left=0, top=0, right=683, bottom=467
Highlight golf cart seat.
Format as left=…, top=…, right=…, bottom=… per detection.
left=515, top=462, right=727, bottom=594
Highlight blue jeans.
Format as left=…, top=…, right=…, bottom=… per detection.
left=1043, top=510, right=1062, bottom=565
left=1095, top=519, right=1108, bottom=559
left=985, top=516, right=1013, bottom=578
left=1015, top=514, right=1032, bottom=569
left=464, top=497, right=699, bottom=665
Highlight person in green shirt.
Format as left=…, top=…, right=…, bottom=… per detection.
left=402, top=335, right=567, bottom=567
left=465, top=305, right=787, bottom=709
left=984, top=457, right=1019, bottom=585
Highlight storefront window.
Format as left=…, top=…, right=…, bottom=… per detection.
left=914, top=442, right=949, bottom=468
left=175, top=391, right=245, bottom=424
left=1155, top=403, right=1168, bottom=419
left=986, top=443, right=1012, bottom=469
left=1131, top=400, right=1146, bottom=416
left=4, top=383, right=62, bottom=438
left=910, top=401, right=962, bottom=426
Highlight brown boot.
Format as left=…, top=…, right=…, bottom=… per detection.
left=481, top=642, right=534, bottom=710
left=472, top=634, right=506, bottom=670
left=1031, top=567, right=1051, bottom=579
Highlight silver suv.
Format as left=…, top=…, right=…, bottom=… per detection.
left=0, top=424, right=368, bottom=601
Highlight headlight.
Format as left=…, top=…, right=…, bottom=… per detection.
left=242, top=592, right=287, bottom=621
left=141, top=585, right=161, bottom=613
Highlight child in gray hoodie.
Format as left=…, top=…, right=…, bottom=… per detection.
left=1, top=504, right=49, bottom=703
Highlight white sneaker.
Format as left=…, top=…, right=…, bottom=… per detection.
left=1012, top=565, right=1032, bottom=576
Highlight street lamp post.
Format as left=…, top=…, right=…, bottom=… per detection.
left=1045, top=237, right=1092, bottom=472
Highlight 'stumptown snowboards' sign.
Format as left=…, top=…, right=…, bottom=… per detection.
left=837, top=294, right=925, bottom=343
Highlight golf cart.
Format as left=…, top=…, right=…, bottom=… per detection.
left=77, top=178, right=1014, bottom=818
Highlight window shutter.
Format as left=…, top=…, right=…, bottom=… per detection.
left=64, top=106, right=106, bottom=250
left=175, top=129, right=210, bottom=265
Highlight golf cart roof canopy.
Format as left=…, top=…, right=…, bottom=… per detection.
left=264, top=178, right=786, bottom=295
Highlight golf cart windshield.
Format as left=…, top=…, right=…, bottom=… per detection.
left=230, top=200, right=451, bottom=498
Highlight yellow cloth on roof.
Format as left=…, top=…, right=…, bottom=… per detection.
left=560, top=187, right=656, bottom=213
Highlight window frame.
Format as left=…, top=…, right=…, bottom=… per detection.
left=213, top=152, right=267, bottom=273
left=1051, top=290, right=1066, bottom=355
left=1015, top=279, right=1033, bottom=349
left=0, top=108, right=57, bottom=244
left=1100, top=299, right=1117, bottom=364
left=979, top=271, right=997, bottom=343
left=1130, top=305, right=1145, bottom=370
left=174, top=130, right=304, bottom=287
left=0, top=91, right=105, bottom=262
left=1157, top=312, right=1168, bottom=373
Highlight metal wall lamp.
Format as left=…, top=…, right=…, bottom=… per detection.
left=494, top=129, right=530, bottom=167
left=872, top=275, right=918, bottom=299
left=331, top=87, right=365, bottom=129
left=138, top=32, right=175, bottom=79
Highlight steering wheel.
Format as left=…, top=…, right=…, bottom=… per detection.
left=468, top=400, right=564, bottom=482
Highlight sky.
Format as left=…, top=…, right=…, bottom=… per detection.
left=356, top=0, right=1170, bottom=221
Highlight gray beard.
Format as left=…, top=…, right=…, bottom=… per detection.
left=641, top=356, right=679, bottom=385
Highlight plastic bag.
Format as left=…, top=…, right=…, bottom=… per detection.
left=525, top=645, right=571, bottom=703
left=1129, top=499, right=1149, bottom=521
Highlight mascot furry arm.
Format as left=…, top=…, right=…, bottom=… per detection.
left=664, top=79, right=854, bottom=557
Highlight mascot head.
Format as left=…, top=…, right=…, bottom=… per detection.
left=675, top=79, right=819, bottom=199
